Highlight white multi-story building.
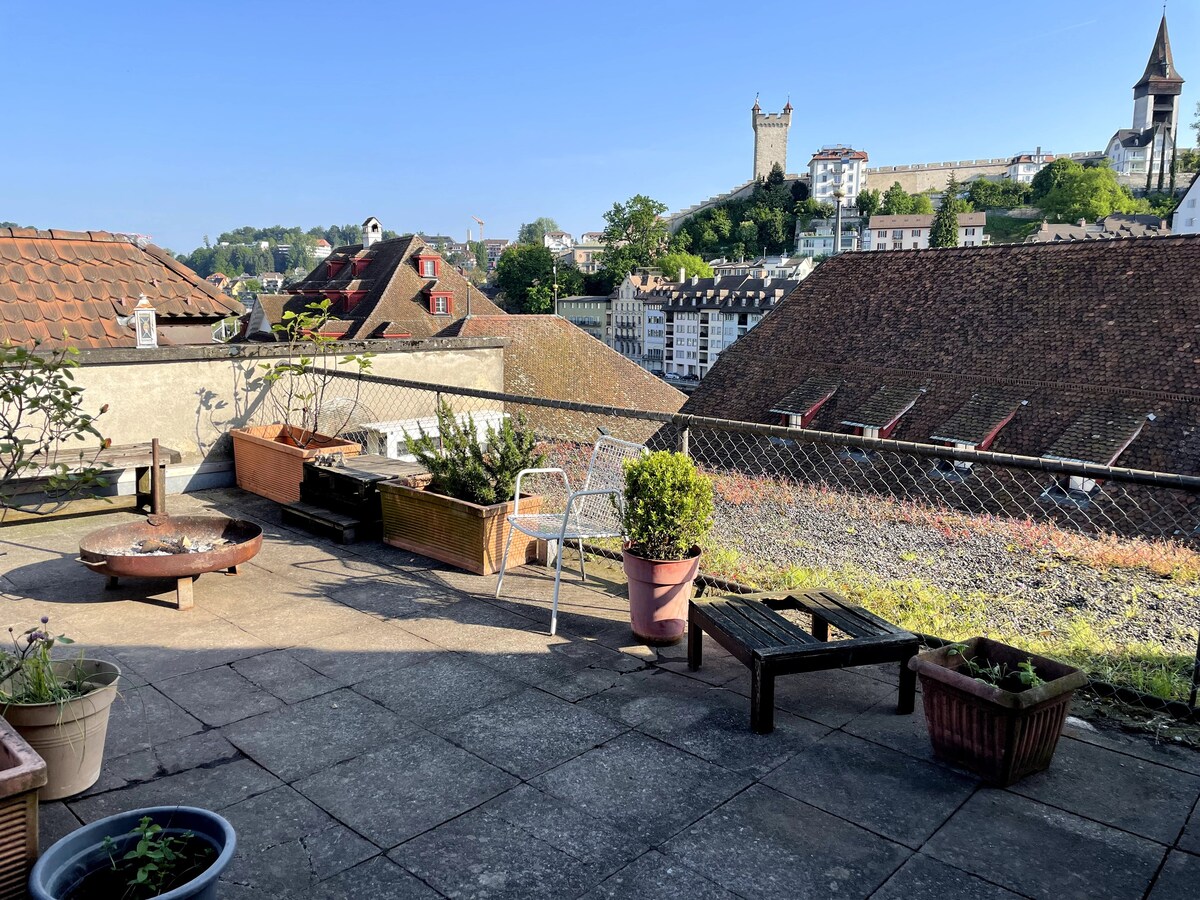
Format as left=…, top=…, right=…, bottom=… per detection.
left=646, top=274, right=804, bottom=380
left=1006, top=149, right=1054, bottom=183
left=865, top=213, right=988, bottom=250
left=808, top=146, right=869, bottom=207
left=642, top=299, right=666, bottom=374
left=794, top=219, right=860, bottom=257
left=1171, top=177, right=1200, bottom=233
left=608, top=271, right=663, bottom=363
left=542, top=231, right=575, bottom=253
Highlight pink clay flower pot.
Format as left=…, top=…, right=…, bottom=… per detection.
left=622, top=545, right=701, bottom=644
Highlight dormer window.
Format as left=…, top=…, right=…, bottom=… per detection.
left=928, top=391, right=1025, bottom=480
left=416, top=252, right=441, bottom=279
left=326, top=259, right=347, bottom=279
left=350, top=258, right=370, bottom=277
left=428, top=291, right=453, bottom=316
left=840, top=385, right=925, bottom=461
left=1039, top=410, right=1152, bottom=506
left=771, top=376, right=840, bottom=429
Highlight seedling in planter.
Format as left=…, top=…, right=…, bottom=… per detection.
left=86, top=816, right=215, bottom=900
left=946, top=643, right=1046, bottom=690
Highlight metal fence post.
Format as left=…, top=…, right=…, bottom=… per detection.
left=678, top=422, right=690, bottom=457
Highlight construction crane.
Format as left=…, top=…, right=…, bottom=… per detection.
left=471, top=216, right=485, bottom=243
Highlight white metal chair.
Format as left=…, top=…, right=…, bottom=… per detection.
left=495, top=436, right=647, bottom=635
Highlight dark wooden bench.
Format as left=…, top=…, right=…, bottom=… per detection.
left=2, top=441, right=180, bottom=523
left=688, top=590, right=919, bottom=733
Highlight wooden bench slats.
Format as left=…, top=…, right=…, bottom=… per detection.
left=721, top=597, right=819, bottom=648
left=698, top=599, right=780, bottom=651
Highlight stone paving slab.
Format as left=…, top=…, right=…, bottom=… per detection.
left=353, top=652, right=526, bottom=725
left=223, top=688, right=410, bottom=782
left=663, top=783, right=910, bottom=899
left=1149, top=850, right=1200, bottom=899
left=529, top=731, right=750, bottom=845
left=232, top=649, right=341, bottom=704
left=728, top=665, right=898, bottom=728
left=309, top=856, right=443, bottom=900
left=285, top=621, right=441, bottom=685
left=156, top=663, right=284, bottom=727
left=294, top=730, right=517, bottom=848
left=764, top=730, right=978, bottom=848
left=101, top=683, right=205, bottom=759
left=923, top=790, right=1168, bottom=900
left=1179, top=802, right=1200, bottom=855
left=433, top=686, right=626, bottom=779
left=576, top=850, right=739, bottom=900
left=1008, top=735, right=1200, bottom=844
left=871, top=853, right=1026, bottom=899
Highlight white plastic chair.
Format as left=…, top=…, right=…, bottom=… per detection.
left=495, top=436, right=647, bottom=635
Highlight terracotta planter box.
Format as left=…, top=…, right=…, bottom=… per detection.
left=231, top=425, right=361, bottom=504
left=908, top=637, right=1088, bottom=786
left=378, top=481, right=541, bottom=576
left=0, top=717, right=46, bottom=896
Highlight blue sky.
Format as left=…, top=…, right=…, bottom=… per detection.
left=3, top=1, right=1196, bottom=253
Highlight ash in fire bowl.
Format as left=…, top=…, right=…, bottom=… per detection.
left=120, top=536, right=231, bottom=556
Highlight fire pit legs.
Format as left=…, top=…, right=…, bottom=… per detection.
left=176, top=576, right=195, bottom=611
left=106, top=576, right=119, bottom=590
left=227, top=565, right=239, bottom=575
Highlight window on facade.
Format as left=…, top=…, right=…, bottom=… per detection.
left=421, top=260, right=436, bottom=277
left=892, top=242, right=901, bottom=249
left=430, top=295, right=450, bottom=315
left=911, top=229, right=919, bottom=237
left=877, top=230, right=886, bottom=238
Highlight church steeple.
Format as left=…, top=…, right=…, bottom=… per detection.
left=1135, top=14, right=1183, bottom=90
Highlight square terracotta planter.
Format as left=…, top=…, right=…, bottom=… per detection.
left=908, top=637, right=1088, bottom=786
left=0, top=717, right=46, bottom=895
left=378, top=481, right=541, bottom=576
left=231, top=425, right=361, bottom=504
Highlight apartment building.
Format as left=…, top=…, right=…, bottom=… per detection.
left=865, top=213, right=988, bottom=250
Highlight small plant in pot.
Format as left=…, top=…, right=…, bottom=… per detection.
left=30, top=805, right=236, bottom=900
left=907, top=636, right=1088, bottom=786
left=0, top=617, right=120, bottom=800
left=377, top=401, right=547, bottom=576
left=619, top=451, right=714, bottom=644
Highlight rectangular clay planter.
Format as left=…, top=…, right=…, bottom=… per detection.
left=231, top=425, right=361, bottom=504
left=378, top=481, right=541, bottom=576
left=908, top=637, right=1088, bottom=786
left=0, top=717, right=46, bottom=896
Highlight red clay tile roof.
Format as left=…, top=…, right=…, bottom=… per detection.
left=455, top=315, right=686, bottom=441
left=0, top=228, right=242, bottom=349
left=680, top=236, right=1200, bottom=475
left=262, top=235, right=504, bottom=340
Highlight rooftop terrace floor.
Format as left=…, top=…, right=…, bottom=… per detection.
left=2, top=488, right=1198, bottom=899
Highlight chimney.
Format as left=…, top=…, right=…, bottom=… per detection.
left=678, top=267, right=686, bottom=283
left=1077, top=218, right=1087, bottom=227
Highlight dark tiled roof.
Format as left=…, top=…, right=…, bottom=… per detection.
left=265, top=235, right=504, bottom=340
left=1043, top=409, right=1150, bottom=465
left=770, top=376, right=840, bottom=416
left=1136, top=15, right=1183, bottom=90
left=841, top=385, right=925, bottom=429
left=930, top=390, right=1025, bottom=445
left=0, top=228, right=242, bottom=348
left=679, top=236, right=1200, bottom=475
left=646, top=274, right=801, bottom=312
left=455, top=315, right=685, bottom=441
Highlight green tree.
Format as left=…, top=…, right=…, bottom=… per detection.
left=968, top=179, right=1032, bottom=209
left=598, top=194, right=669, bottom=281
left=470, top=241, right=489, bottom=271
left=656, top=252, right=713, bottom=279
left=929, top=175, right=962, bottom=248
left=516, top=217, right=561, bottom=245
left=856, top=188, right=882, bottom=219
left=1030, top=158, right=1081, bottom=204
left=494, top=243, right=555, bottom=312
left=1038, top=161, right=1143, bottom=222
left=911, top=193, right=935, bottom=215
left=880, top=182, right=914, bottom=216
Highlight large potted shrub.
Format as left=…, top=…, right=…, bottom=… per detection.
left=30, top=806, right=236, bottom=900
left=908, top=637, right=1088, bottom=786
left=0, top=618, right=120, bottom=800
left=231, top=300, right=372, bottom=504
left=619, top=451, right=714, bottom=644
left=379, top=401, right=545, bottom=576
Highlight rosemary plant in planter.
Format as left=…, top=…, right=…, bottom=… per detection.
left=619, top=451, right=714, bottom=644
left=378, top=400, right=545, bottom=576
left=908, top=637, right=1087, bottom=786
left=230, top=299, right=374, bottom=504
left=30, top=806, right=236, bottom=900
left=0, top=618, right=120, bottom=800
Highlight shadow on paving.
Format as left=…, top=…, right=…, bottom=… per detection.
left=0, top=491, right=1196, bottom=900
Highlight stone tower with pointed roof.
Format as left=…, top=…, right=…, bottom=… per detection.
left=752, top=97, right=792, bottom=181
left=1132, top=14, right=1184, bottom=138
left=1106, top=14, right=1186, bottom=190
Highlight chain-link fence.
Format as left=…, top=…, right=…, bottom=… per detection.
left=266, top=370, right=1200, bottom=719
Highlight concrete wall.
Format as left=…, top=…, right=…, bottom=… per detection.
left=71, top=339, right=506, bottom=478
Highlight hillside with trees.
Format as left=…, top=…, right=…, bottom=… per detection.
left=671, top=164, right=807, bottom=261
left=176, top=224, right=400, bottom=278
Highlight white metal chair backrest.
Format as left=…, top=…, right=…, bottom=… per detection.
left=574, top=436, right=647, bottom=532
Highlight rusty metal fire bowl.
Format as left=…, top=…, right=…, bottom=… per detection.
left=79, top=516, right=263, bottom=609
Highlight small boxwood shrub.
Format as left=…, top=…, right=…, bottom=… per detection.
left=621, top=451, right=713, bottom=561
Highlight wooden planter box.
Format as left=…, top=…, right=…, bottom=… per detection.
left=378, top=481, right=541, bottom=576
left=908, top=637, right=1088, bottom=786
left=0, top=717, right=46, bottom=896
left=231, top=425, right=361, bottom=504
